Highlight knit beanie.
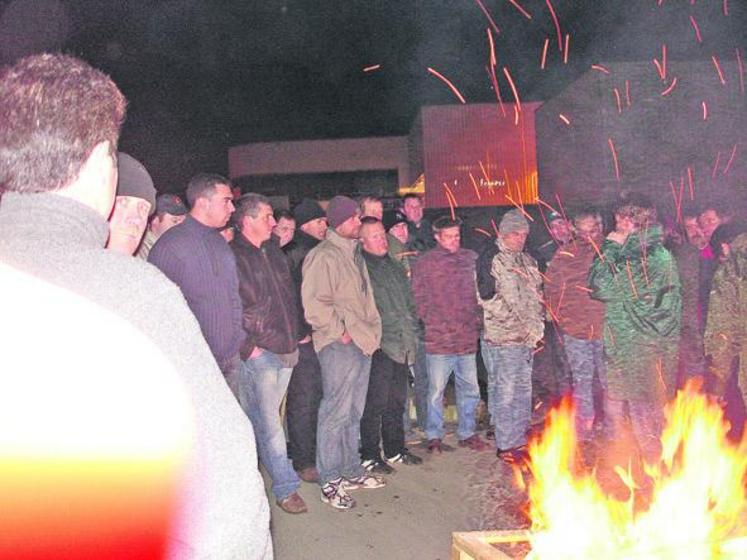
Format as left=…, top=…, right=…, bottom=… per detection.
left=117, top=152, right=156, bottom=216
left=293, top=198, right=326, bottom=226
left=382, top=210, right=408, bottom=232
left=499, top=209, right=529, bottom=234
left=326, top=195, right=359, bottom=228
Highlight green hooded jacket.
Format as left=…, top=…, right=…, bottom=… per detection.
left=704, top=232, right=747, bottom=400
left=588, top=225, right=681, bottom=402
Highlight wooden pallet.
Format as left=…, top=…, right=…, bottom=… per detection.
left=451, top=531, right=747, bottom=559
left=451, top=530, right=531, bottom=560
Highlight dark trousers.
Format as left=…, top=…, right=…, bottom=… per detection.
left=532, top=323, right=571, bottom=406
left=360, top=350, right=409, bottom=460
left=286, top=341, right=323, bottom=471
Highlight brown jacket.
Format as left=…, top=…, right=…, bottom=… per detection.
left=545, top=238, right=605, bottom=340
left=301, top=229, right=382, bottom=355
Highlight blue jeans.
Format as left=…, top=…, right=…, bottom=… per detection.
left=485, top=344, right=533, bottom=450
left=563, top=335, right=607, bottom=441
left=480, top=336, right=497, bottom=427
left=410, top=339, right=429, bottom=430
left=425, top=353, right=480, bottom=441
left=316, top=341, right=372, bottom=484
left=242, top=350, right=299, bottom=501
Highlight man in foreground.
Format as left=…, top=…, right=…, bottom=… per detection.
left=0, top=53, right=271, bottom=558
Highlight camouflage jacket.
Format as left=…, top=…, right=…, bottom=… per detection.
left=589, top=225, right=681, bottom=402
left=479, top=238, right=545, bottom=347
left=704, top=232, right=747, bottom=397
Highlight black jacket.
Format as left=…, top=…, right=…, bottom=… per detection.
left=232, top=234, right=299, bottom=359
left=285, top=230, right=321, bottom=339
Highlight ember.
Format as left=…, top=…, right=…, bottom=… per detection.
left=525, top=383, right=747, bottom=559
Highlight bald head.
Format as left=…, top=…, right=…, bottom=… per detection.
left=359, top=219, right=388, bottom=256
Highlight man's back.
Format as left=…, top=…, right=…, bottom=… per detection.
left=0, top=192, right=272, bottom=559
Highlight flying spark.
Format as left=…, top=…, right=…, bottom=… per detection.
left=608, top=138, right=621, bottom=181
left=661, top=76, right=678, bottom=96
left=736, top=48, right=745, bottom=94
left=558, top=113, right=570, bottom=125
left=591, top=64, right=610, bottom=74
left=363, top=64, right=381, bottom=73
left=723, top=144, right=738, bottom=175
left=507, top=0, right=532, bottom=19
left=427, top=67, right=466, bottom=103
left=689, top=16, right=703, bottom=43
left=563, top=34, right=570, bottom=64
left=502, top=67, right=522, bottom=112
left=474, top=0, right=501, bottom=35
left=711, top=55, right=727, bottom=85
left=545, top=0, right=563, bottom=52
left=540, top=38, right=549, bottom=70
left=702, top=100, right=708, bottom=120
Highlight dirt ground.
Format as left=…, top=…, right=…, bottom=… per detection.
left=266, top=428, right=529, bottom=560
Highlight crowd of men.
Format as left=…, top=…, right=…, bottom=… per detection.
left=2, top=52, right=746, bottom=556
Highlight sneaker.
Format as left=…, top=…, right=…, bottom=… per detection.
left=340, top=473, right=386, bottom=491
left=320, top=478, right=355, bottom=510
left=361, top=457, right=395, bottom=474
left=277, top=491, right=308, bottom=514
left=386, top=448, right=423, bottom=465
left=458, top=434, right=487, bottom=451
left=297, top=466, right=320, bottom=483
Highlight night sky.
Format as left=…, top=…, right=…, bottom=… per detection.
left=1, top=0, right=745, bottom=191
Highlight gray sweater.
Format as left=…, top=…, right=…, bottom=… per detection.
left=0, top=192, right=272, bottom=560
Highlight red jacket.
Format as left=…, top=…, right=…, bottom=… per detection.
left=412, top=246, right=482, bottom=354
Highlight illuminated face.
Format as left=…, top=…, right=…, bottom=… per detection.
left=614, top=212, right=636, bottom=234
left=698, top=209, right=722, bottom=241
left=151, top=213, right=186, bottom=237
left=389, top=222, right=408, bottom=245
left=574, top=216, right=602, bottom=244
left=549, top=219, right=573, bottom=244
left=301, top=217, right=328, bottom=241
left=107, top=195, right=151, bottom=255
left=360, top=222, right=389, bottom=256
left=501, top=229, right=529, bottom=252
left=273, top=217, right=296, bottom=248
left=203, top=184, right=235, bottom=228
left=242, top=202, right=276, bottom=245
left=402, top=197, right=424, bottom=225
left=683, top=217, right=707, bottom=249
left=361, top=200, right=383, bottom=220
left=435, top=226, right=460, bottom=253
left=335, top=211, right=362, bottom=239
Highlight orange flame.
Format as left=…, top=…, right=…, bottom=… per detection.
left=525, top=383, right=747, bottom=559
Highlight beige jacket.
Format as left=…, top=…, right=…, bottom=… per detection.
left=301, top=229, right=382, bottom=355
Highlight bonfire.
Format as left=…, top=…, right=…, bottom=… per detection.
left=526, top=382, right=747, bottom=559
